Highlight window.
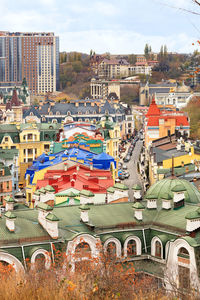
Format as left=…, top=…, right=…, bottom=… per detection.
left=28, top=149, right=33, bottom=155
left=155, top=241, right=162, bottom=258
left=127, top=240, right=137, bottom=257
left=7, top=181, right=9, bottom=190
left=75, top=242, right=91, bottom=258
left=4, top=137, right=8, bottom=142
left=27, top=134, right=33, bottom=140
left=44, top=144, right=49, bottom=150
left=106, top=242, right=116, bottom=258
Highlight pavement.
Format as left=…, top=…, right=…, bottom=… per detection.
left=122, top=140, right=143, bottom=202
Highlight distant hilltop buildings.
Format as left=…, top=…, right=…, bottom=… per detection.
left=90, top=54, right=158, bottom=80
left=0, top=31, right=59, bottom=95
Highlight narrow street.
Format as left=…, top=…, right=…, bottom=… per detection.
left=123, top=140, right=143, bottom=201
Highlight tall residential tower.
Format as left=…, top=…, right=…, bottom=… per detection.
left=0, top=31, right=59, bottom=94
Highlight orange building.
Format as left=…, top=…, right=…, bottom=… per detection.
left=144, top=99, right=190, bottom=147
left=0, top=162, right=12, bottom=204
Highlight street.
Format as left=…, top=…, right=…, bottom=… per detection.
left=123, top=140, right=143, bottom=201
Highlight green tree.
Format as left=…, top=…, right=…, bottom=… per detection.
left=144, top=43, right=149, bottom=58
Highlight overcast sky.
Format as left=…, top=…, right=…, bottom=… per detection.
left=0, top=0, right=200, bottom=54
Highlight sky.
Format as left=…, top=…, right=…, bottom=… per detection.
left=0, top=0, right=200, bottom=54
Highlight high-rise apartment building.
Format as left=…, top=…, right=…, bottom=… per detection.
left=0, top=31, right=59, bottom=94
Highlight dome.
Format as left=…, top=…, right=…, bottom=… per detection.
left=145, top=178, right=200, bottom=204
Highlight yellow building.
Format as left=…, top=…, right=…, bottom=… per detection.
left=149, top=145, right=200, bottom=185
left=0, top=123, right=61, bottom=188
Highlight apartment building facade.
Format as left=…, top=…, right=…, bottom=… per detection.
left=0, top=31, right=59, bottom=94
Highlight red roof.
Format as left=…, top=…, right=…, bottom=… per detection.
left=147, top=115, right=189, bottom=127
left=146, top=98, right=161, bottom=117
left=36, top=164, right=114, bottom=194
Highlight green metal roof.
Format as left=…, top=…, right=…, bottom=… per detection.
left=39, top=187, right=46, bottom=194
left=107, top=187, right=115, bottom=193
left=80, top=190, right=94, bottom=197
left=37, top=203, right=53, bottom=211
left=34, top=190, right=40, bottom=196
left=185, top=210, right=200, bottom=220
left=132, top=202, right=145, bottom=209
left=145, top=178, right=200, bottom=204
left=4, top=196, right=15, bottom=203
left=161, top=193, right=173, bottom=200
left=171, top=184, right=187, bottom=193
left=4, top=211, right=16, bottom=219
left=132, top=184, right=142, bottom=190
left=146, top=194, right=157, bottom=200
left=45, top=213, right=59, bottom=222
left=113, top=183, right=129, bottom=191
left=44, top=185, right=55, bottom=192
left=79, top=205, right=90, bottom=211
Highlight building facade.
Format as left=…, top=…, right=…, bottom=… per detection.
left=0, top=31, right=59, bottom=94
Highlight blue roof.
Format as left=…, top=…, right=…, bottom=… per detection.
left=25, top=147, right=116, bottom=184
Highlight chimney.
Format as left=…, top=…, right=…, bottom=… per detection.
left=71, top=179, right=75, bottom=187
left=106, top=187, right=115, bottom=203
left=146, top=194, right=157, bottom=209
left=132, top=202, right=145, bottom=221
left=79, top=205, right=90, bottom=223
left=4, top=196, right=15, bottom=211
left=37, top=202, right=53, bottom=227
left=5, top=211, right=16, bottom=232
left=45, top=213, right=59, bottom=239
left=65, top=191, right=77, bottom=205
left=162, top=193, right=172, bottom=210
left=80, top=189, right=94, bottom=204
left=132, top=184, right=142, bottom=200
left=64, top=163, right=68, bottom=171
left=186, top=208, right=200, bottom=232
left=171, top=184, right=186, bottom=210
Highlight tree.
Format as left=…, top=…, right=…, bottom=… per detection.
left=144, top=43, right=149, bottom=58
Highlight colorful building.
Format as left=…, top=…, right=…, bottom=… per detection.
left=0, top=123, right=60, bottom=188
left=25, top=149, right=117, bottom=205
left=1, top=177, right=200, bottom=294
left=0, top=162, right=12, bottom=204
left=144, top=99, right=189, bottom=147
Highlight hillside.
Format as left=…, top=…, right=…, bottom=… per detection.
left=59, top=52, right=93, bottom=99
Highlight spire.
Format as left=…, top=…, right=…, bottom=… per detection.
left=11, top=89, right=20, bottom=107
left=146, top=97, right=160, bottom=117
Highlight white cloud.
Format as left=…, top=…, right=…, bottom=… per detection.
left=60, top=29, right=196, bottom=54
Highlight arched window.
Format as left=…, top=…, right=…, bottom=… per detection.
left=0, top=261, right=14, bottom=275
left=56, top=111, right=60, bottom=115
left=67, top=111, right=71, bottom=116
left=52, top=119, right=57, bottom=124
left=178, top=248, right=190, bottom=289
left=49, top=111, right=53, bottom=116
left=127, top=240, right=137, bottom=257
left=30, top=112, right=33, bottom=116
left=42, top=117, right=46, bottom=122
left=75, top=242, right=91, bottom=258
left=155, top=241, right=162, bottom=258
left=34, top=253, right=46, bottom=272
left=106, top=242, right=116, bottom=257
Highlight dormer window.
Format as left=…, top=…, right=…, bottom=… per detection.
left=78, top=111, right=82, bottom=115
left=30, top=112, right=33, bottom=116
left=56, top=111, right=60, bottom=115
left=86, top=111, right=89, bottom=114
left=67, top=111, right=71, bottom=116
left=49, top=111, right=53, bottom=116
